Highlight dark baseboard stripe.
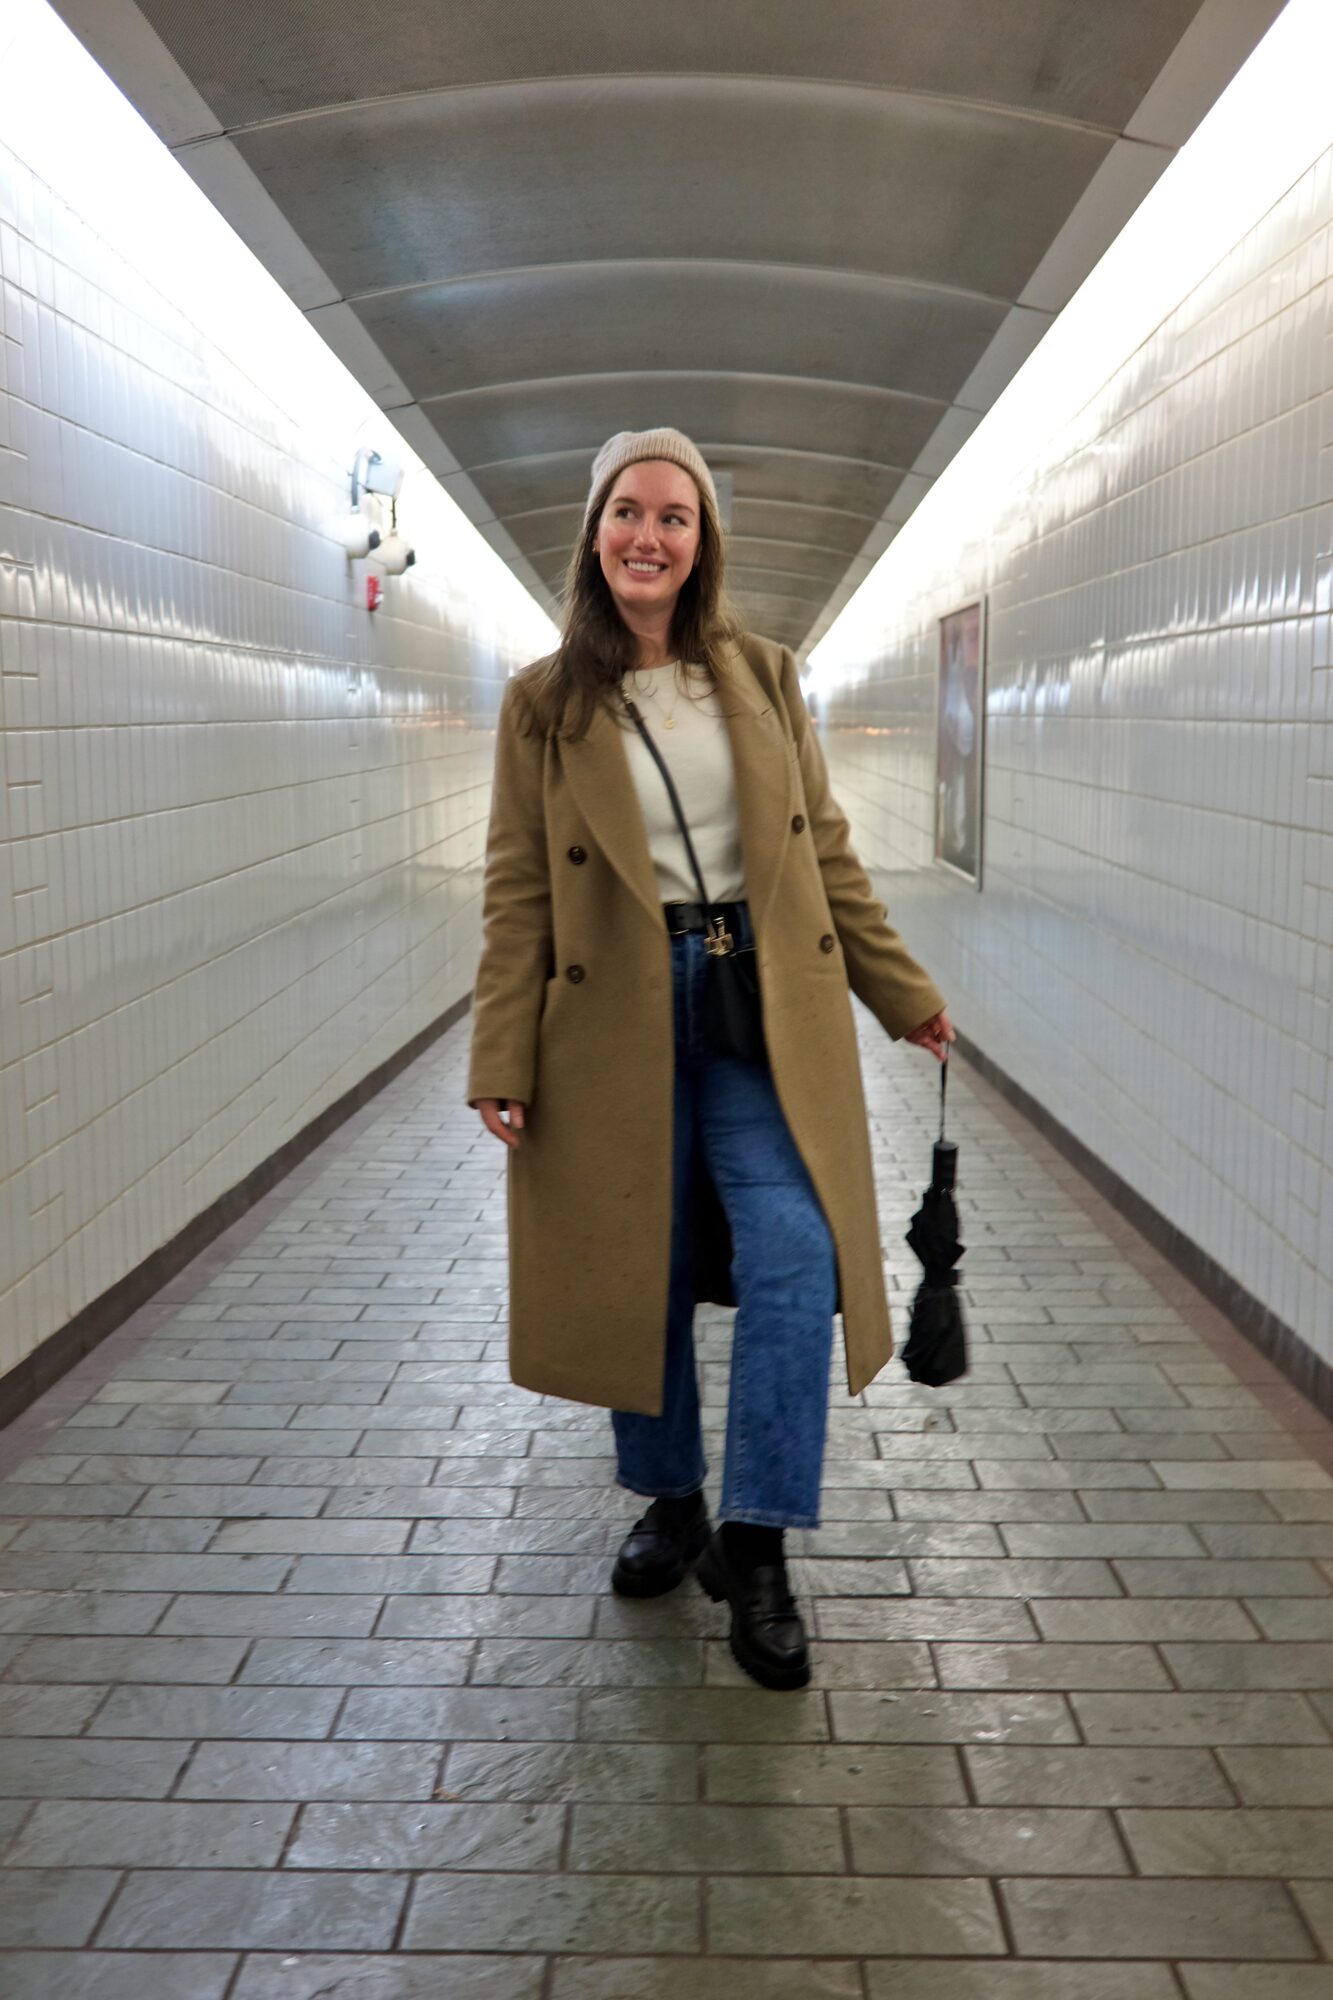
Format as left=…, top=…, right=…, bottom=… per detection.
left=0, top=991, right=474, bottom=1432
left=954, top=1029, right=1333, bottom=1421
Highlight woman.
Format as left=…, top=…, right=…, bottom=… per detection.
left=468, top=427, right=954, bottom=1690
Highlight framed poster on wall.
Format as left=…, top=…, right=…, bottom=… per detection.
left=935, top=600, right=985, bottom=886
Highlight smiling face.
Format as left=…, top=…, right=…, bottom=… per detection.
left=592, top=459, right=703, bottom=630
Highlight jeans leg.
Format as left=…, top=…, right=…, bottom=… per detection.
left=610, top=934, right=708, bottom=1500
left=699, top=1047, right=838, bottom=1530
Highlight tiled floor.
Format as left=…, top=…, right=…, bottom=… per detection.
left=0, top=1004, right=1330, bottom=1998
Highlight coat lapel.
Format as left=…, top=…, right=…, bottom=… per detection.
left=559, top=639, right=796, bottom=936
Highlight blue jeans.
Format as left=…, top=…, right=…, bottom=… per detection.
left=611, top=902, right=838, bottom=1529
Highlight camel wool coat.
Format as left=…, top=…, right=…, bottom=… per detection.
left=466, top=629, right=946, bottom=1416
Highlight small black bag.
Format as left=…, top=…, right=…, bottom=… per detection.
left=622, top=693, right=766, bottom=1063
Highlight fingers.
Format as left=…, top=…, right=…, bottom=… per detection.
left=476, top=1099, right=525, bottom=1149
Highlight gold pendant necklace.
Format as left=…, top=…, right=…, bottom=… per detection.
left=630, top=662, right=683, bottom=728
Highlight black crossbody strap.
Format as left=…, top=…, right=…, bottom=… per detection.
left=621, top=695, right=715, bottom=914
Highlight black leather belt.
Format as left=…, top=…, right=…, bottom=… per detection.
left=663, top=899, right=748, bottom=936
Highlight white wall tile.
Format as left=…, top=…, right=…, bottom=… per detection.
left=822, top=141, right=1333, bottom=1376
left=0, top=131, right=548, bottom=1387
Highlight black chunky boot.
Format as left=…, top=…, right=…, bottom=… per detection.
left=695, top=1522, right=810, bottom=1690
left=610, top=1489, right=711, bottom=1597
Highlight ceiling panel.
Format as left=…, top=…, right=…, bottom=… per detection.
left=54, top=0, right=1282, bottom=651
left=131, top=0, right=1203, bottom=133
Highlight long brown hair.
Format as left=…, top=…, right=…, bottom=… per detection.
left=520, top=460, right=744, bottom=741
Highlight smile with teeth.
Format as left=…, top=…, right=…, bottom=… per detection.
left=625, top=559, right=666, bottom=573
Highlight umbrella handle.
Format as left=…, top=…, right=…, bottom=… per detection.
left=939, top=1050, right=948, bottom=1143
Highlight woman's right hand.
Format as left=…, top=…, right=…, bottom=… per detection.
left=474, top=1098, right=526, bottom=1149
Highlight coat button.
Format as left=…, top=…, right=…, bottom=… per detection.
left=819, top=934, right=835, bottom=953
left=791, top=814, right=805, bottom=833
left=567, top=846, right=586, bottom=864
left=566, top=964, right=585, bottom=983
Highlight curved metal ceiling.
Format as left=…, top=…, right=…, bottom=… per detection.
left=54, top=0, right=1285, bottom=655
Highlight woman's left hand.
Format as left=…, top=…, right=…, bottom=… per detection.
left=904, top=1009, right=956, bottom=1061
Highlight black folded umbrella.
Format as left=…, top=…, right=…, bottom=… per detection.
left=900, top=1056, right=968, bottom=1388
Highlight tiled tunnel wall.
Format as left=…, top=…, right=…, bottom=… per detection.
left=821, top=140, right=1333, bottom=1378
left=0, top=127, right=551, bottom=1388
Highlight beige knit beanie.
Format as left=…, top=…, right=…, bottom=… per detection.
left=583, top=427, right=719, bottom=528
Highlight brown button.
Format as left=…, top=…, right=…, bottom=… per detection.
left=819, top=934, right=835, bottom=954
left=567, top=846, right=586, bottom=864
left=566, top=964, right=585, bottom=983
left=791, top=814, right=805, bottom=833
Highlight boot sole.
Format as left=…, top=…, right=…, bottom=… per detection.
left=695, top=1544, right=812, bottom=1691
left=610, top=1519, right=711, bottom=1598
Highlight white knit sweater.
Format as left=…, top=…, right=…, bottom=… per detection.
left=619, top=664, right=747, bottom=905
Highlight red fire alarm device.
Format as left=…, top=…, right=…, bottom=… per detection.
left=366, top=574, right=382, bottom=612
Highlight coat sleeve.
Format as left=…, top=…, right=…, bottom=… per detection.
left=465, top=675, right=553, bottom=1108
left=775, top=643, right=947, bottom=1040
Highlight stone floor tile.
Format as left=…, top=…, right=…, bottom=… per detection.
left=135, top=1484, right=326, bottom=1516
left=1002, top=1876, right=1315, bottom=1959
left=286, top=1800, right=564, bottom=1870
left=443, top=1739, right=698, bottom=1802
left=890, top=1490, right=1086, bottom=1521
left=231, top=1957, right=545, bottom=2000
left=569, top=1800, right=844, bottom=1873
left=0, top=1483, right=143, bottom=1516
left=89, top=1684, right=342, bottom=1739
left=0, top=1868, right=119, bottom=1945
left=283, top=1554, right=496, bottom=1593
left=8, top=1520, right=215, bottom=1552
left=1081, top=1490, right=1280, bottom=1521
left=1247, top=1601, right=1333, bottom=1639
left=339, top=1687, right=581, bottom=1741
left=209, top=1519, right=411, bottom=1553
left=471, top=1636, right=702, bottom=1687
left=239, top=1638, right=472, bottom=1685
left=1179, top=1970, right=1333, bottom=2000
left=402, top=1871, right=699, bottom=1952
left=847, top=1803, right=1125, bottom=1874
left=1114, top=1559, right=1329, bottom=1596
left=0, top=1686, right=104, bottom=1734
left=158, top=1594, right=384, bottom=1637
left=966, top=1744, right=1233, bottom=1806
left=6, top=1800, right=294, bottom=1868
left=1219, top=1749, right=1333, bottom=1805
left=706, top=1873, right=1005, bottom=1955
left=830, top=1690, right=1077, bottom=1743
left=325, top=1483, right=515, bottom=1518
left=0, top=1591, right=170, bottom=1635
left=0, top=1738, right=190, bottom=1798
left=551, top=1961, right=862, bottom=2000
left=99, top=1868, right=409, bottom=1950
left=1119, top=1806, right=1333, bottom=1876
left=1162, top=1642, right=1333, bottom=1688
left=812, top=1597, right=1039, bottom=1641
left=1000, top=1522, right=1205, bottom=1556
left=907, top=1558, right=1122, bottom=1597
left=381, top=1593, right=596, bottom=1639
left=863, top=1967, right=1180, bottom=1999
left=1071, top=1692, right=1330, bottom=1745
left=1032, top=1599, right=1258, bottom=1641
left=580, top=1688, right=831, bottom=1741
left=1153, top=1462, right=1331, bottom=1490
left=179, top=1741, right=440, bottom=1801
left=702, top=1741, right=967, bottom=1805
left=4, top=1636, right=246, bottom=1683
left=934, top=1642, right=1171, bottom=1690
left=0, top=1953, right=237, bottom=2000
